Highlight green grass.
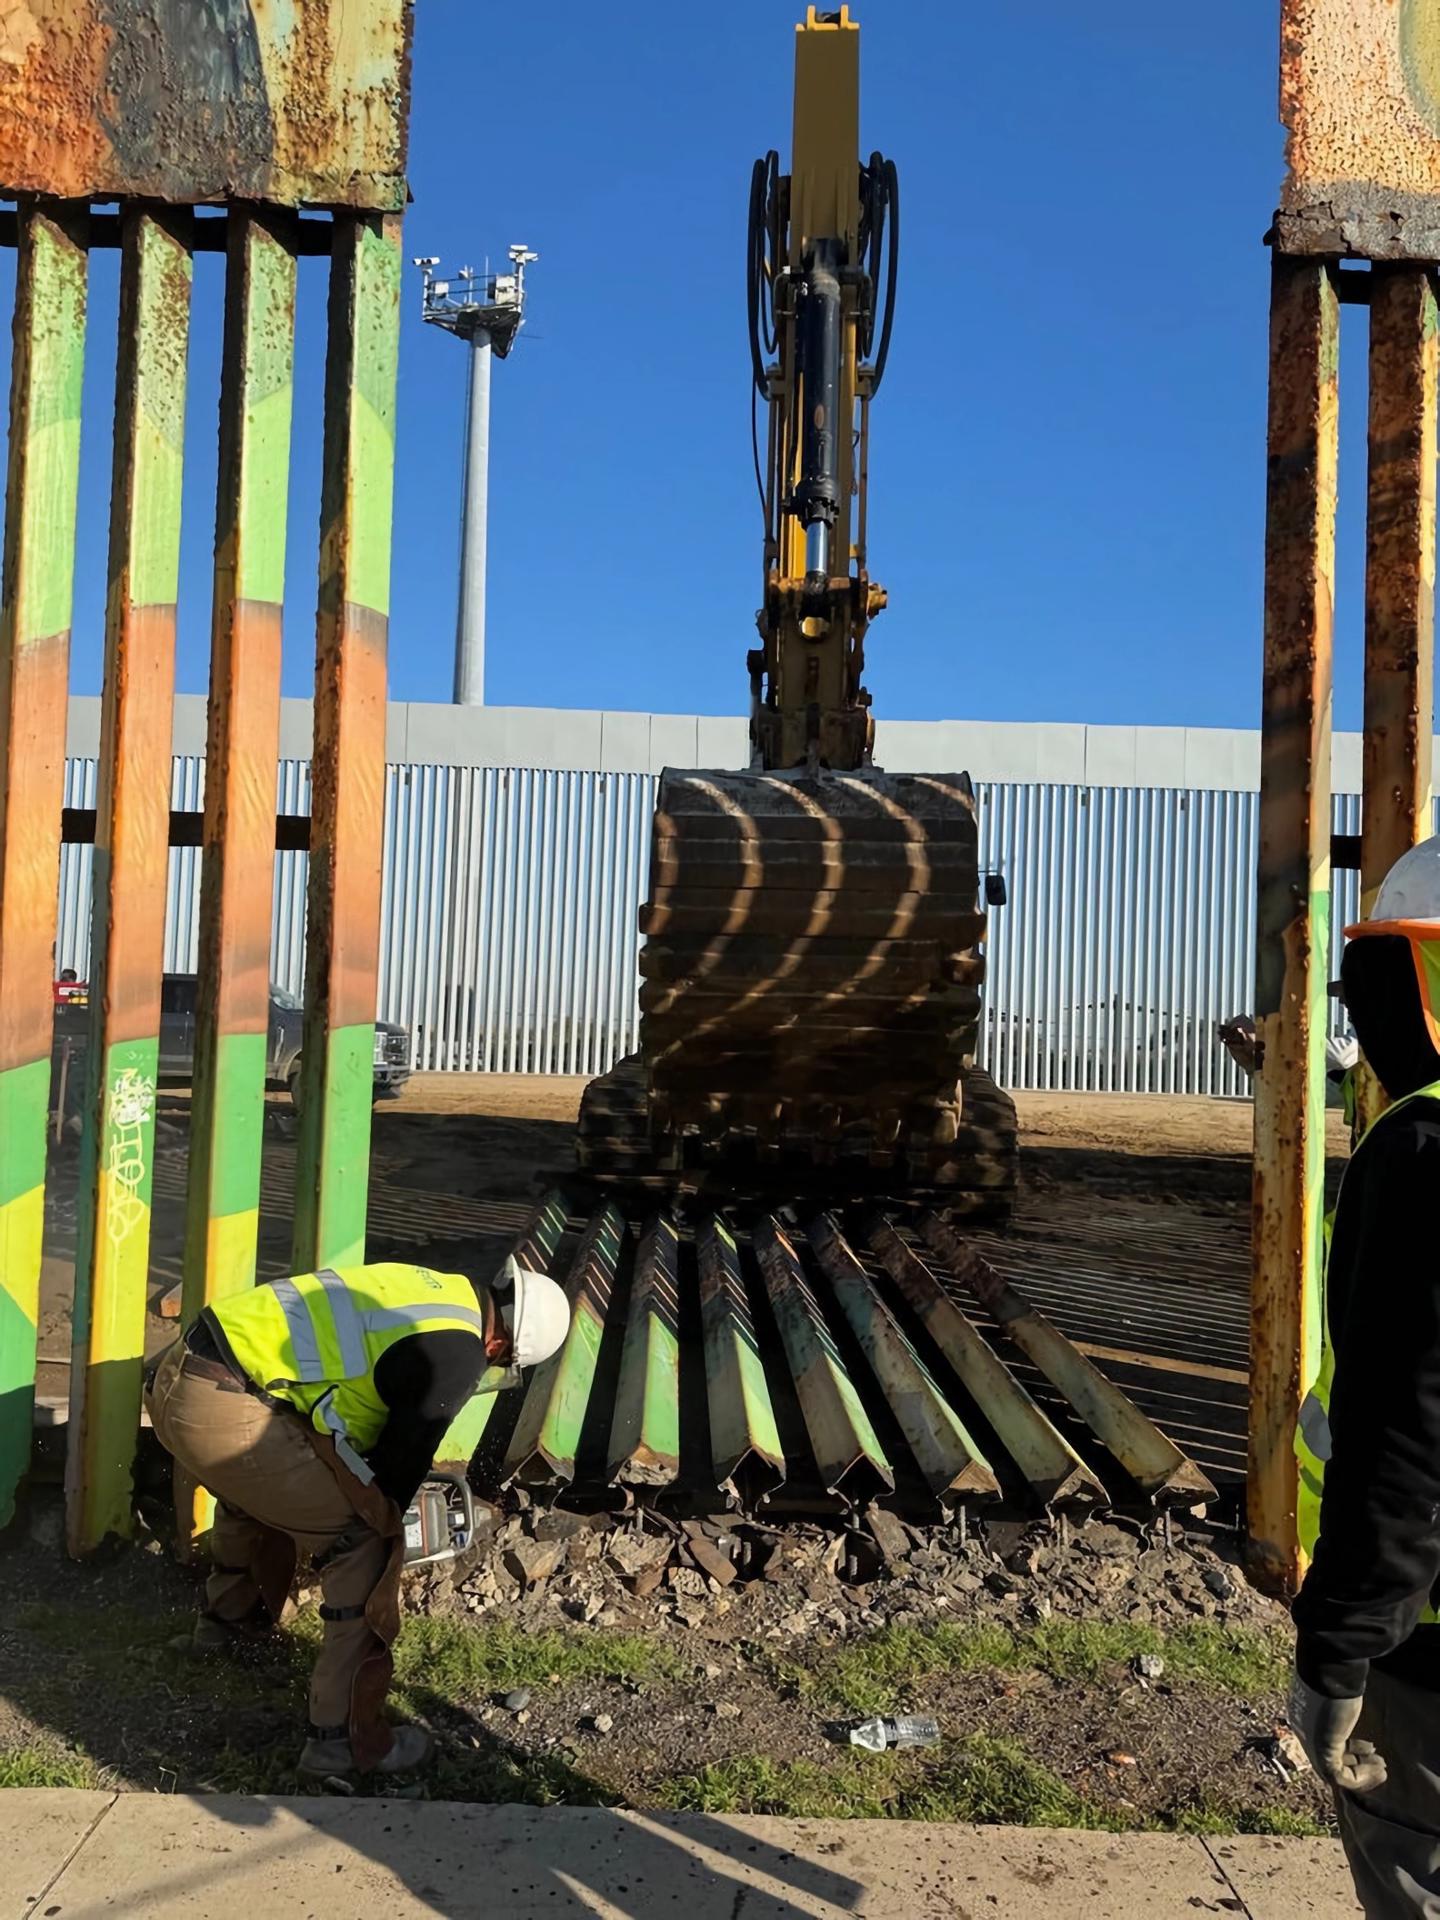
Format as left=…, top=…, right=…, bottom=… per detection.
left=770, top=1620, right=1291, bottom=1715
left=14, top=1599, right=683, bottom=1726
left=0, top=1743, right=103, bottom=1789
left=659, top=1741, right=1326, bottom=1837
left=390, top=1614, right=689, bottom=1709
left=1164, top=1794, right=1328, bottom=1839
left=659, top=1736, right=1122, bottom=1828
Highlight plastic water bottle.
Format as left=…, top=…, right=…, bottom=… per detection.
left=848, top=1714, right=940, bottom=1751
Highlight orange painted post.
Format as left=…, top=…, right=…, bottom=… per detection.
left=0, top=206, right=88, bottom=1524
left=292, top=212, right=402, bottom=1273
left=66, top=210, right=192, bottom=1555
left=178, top=214, right=298, bottom=1548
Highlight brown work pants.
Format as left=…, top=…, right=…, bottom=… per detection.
left=1336, top=1667, right=1440, bottom=1917
left=145, top=1342, right=389, bottom=1734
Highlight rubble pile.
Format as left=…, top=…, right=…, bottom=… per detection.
left=407, top=1500, right=1285, bottom=1643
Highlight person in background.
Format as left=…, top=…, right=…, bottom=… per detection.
left=1217, top=1015, right=1358, bottom=1130
left=1289, top=835, right=1440, bottom=1916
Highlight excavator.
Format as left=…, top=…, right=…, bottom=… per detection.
left=578, top=6, right=1018, bottom=1218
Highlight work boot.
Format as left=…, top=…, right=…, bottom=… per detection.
left=169, top=1610, right=268, bottom=1657
left=298, top=1723, right=434, bottom=1778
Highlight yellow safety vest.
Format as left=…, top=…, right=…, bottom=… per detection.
left=1296, top=1078, right=1440, bottom=1621
left=210, top=1263, right=486, bottom=1483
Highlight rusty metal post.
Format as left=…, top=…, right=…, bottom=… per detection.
left=292, top=212, right=402, bottom=1273
left=66, top=210, right=191, bottom=1555
left=0, top=206, right=88, bottom=1524
left=1351, top=265, right=1440, bottom=1133
left=1250, top=252, right=1339, bottom=1595
left=176, top=214, right=297, bottom=1549
left=1363, top=265, right=1438, bottom=901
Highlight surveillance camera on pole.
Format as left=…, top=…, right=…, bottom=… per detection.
left=416, top=246, right=538, bottom=706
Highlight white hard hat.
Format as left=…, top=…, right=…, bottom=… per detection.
left=495, top=1255, right=570, bottom=1370
left=1361, top=835, right=1440, bottom=930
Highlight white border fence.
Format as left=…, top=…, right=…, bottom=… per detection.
left=55, top=758, right=1364, bottom=1098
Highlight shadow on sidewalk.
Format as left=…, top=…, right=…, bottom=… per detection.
left=0, top=1510, right=864, bottom=1918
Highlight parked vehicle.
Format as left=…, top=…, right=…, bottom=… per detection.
left=161, top=976, right=412, bottom=1106
left=52, top=976, right=411, bottom=1109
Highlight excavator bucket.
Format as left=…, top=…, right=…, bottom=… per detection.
left=578, top=768, right=1018, bottom=1212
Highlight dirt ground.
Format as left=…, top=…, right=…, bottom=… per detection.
left=36, top=1076, right=1303, bottom=1405
left=7, top=1077, right=1342, bottom=1830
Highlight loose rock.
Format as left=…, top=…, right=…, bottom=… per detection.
left=503, top=1540, right=567, bottom=1589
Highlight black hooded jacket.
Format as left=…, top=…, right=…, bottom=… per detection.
left=1292, top=934, right=1440, bottom=1697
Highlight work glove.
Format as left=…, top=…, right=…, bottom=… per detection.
left=1287, top=1673, right=1388, bottom=1793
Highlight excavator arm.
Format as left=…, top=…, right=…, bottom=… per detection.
left=747, top=7, right=897, bottom=773
left=577, top=7, right=1017, bottom=1214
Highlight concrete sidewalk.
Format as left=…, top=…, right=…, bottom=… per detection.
left=8, top=1792, right=1360, bottom=1919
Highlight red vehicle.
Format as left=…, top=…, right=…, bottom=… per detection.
left=53, top=972, right=86, bottom=1007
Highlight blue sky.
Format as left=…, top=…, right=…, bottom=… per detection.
left=45, top=3, right=1381, bottom=728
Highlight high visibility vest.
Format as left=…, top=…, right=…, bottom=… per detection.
left=210, top=1263, right=486, bottom=1484
left=1296, top=1078, right=1440, bottom=1622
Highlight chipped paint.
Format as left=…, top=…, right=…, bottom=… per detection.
left=0, top=0, right=412, bottom=209
left=1280, top=0, right=1440, bottom=257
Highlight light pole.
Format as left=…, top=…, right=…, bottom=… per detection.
left=415, top=246, right=537, bottom=706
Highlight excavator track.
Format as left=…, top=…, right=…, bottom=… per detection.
left=577, top=768, right=1019, bottom=1219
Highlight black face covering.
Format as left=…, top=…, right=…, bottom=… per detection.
left=1341, top=934, right=1440, bottom=1100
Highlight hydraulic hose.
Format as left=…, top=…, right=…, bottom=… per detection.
left=747, top=150, right=780, bottom=397
left=861, top=151, right=899, bottom=395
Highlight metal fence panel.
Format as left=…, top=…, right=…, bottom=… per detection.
left=54, top=761, right=1378, bottom=1095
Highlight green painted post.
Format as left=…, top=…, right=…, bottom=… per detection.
left=0, top=207, right=88, bottom=1524
left=505, top=1204, right=628, bottom=1483
left=67, top=210, right=191, bottom=1555
left=292, top=212, right=402, bottom=1274
left=178, top=214, right=297, bottom=1550
left=433, top=1191, right=571, bottom=1469
left=607, top=1214, right=683, bottom=1488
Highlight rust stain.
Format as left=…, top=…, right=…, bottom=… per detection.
left=0, top=629, right=70, bottom=1075
left=93, top=603, right=178, bottom=1049
left=1279, top=0, right=1440, bottom=257
left=1363, top=267, right=1437, bottom=902
left=1250, top=255, right=1339, bottom=1596
left=201, top=598, right=284, bottom=1036
left=310, top=598, right=387, bottom=1032
left=0, top=0, right=410, bottom=209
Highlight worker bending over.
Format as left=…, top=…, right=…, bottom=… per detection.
left=1291, top=835, right=1440, bottom=1914
left=146, top=1258, right=569, bottom=1778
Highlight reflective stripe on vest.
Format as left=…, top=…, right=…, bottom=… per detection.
left=1296, top=1078, right=1440, bottom=1621
left=211, top=1262, right=486, bottom=1460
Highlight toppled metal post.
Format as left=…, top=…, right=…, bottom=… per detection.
left=752, top=1213, right=892, bottom=1507
left=507, top=1204, right=628, bottom=1485
left=607, top=1213, right=683, bottom=1489
left=698, top=1215, right=785, bottom=1506
left=866, top=1216, right=1104, bottom=1512
left=808, top=1213, right=998, bottom=1505
left=919, top=1214, right=1216, bottom=1510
